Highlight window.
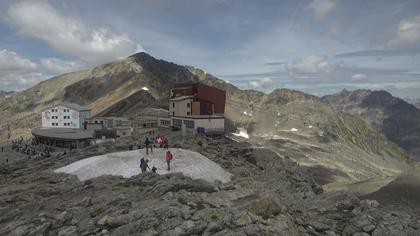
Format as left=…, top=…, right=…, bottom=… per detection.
left=183, top=120, right=195, bottom=129
left=187, top=112, right=190, bottom=116
left=161, top=120, right=170, bottom=126
left=172, top=112, right=175, bottom=116
left=172, top=103, right=175, bottom=107
left=187, top=103, right=190, bottom=108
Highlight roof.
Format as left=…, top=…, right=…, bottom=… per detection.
left=62, top=102, right=90, bottom=111
left=169, top=95, right=193, bottom=101
left=32, top=128, right=93, bottom=140
left=173, top=83, right=225, bottom=93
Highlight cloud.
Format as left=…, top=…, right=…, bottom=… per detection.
left=0, top=49, right=37, bottom=71
left=6, top=1, right=142, bottom=65
left=336, top=48, right=420, bottom=58
left=41, top=58, right=85, bottom=74
left=288, top=55, right=335, bottom=77
left=0, top=49, right=46, bottom=90
left=351, top=73, right=367, bottom=80
left=1, top=72, right=47, bottom=88
left=306, top=0, right=337, bottom=21
left=387, top=14, right=420, bottom=46
left=249, top=77, right=274, bottom=89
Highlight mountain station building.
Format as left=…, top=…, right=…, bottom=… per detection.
left=32, top=102, right=93, bottom=149
left=169, top=83, right=226, bottom=134
left=41, top=103, right=91, bottom=129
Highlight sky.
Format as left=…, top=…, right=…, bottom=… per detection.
left=1, top=0, right=420, bottom=98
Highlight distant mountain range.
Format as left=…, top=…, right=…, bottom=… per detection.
left=0, top=52, right=413, bottom=187
left=322, top=89, right=420, bottom=160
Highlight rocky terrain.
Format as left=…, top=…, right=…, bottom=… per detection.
left=0, top=90, right=15, bottom=103
left=1, top=135, right=420, bottom=236
left=322, top=89, right=420, bottom=160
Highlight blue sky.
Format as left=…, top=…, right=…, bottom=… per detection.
left=1, top=0, right=420, bottom=98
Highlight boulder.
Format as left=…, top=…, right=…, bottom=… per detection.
left=58, top=226, right=78, bottom=236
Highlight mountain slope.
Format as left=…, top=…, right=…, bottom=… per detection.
left=322, top=89, right=420, bottom=160
left=0, top=53, right=413, bottom=188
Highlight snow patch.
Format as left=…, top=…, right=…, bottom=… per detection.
left=232, top=128, right=249, bottom=139
left=243, top=111, right=253, bottom=117
left=141, top=87, right=149, bottom=91
left=55, top=148, right=232, bottom=183
left=308, top=125, right=313, bottom=128
left=291, top=128, right=298, bottom=132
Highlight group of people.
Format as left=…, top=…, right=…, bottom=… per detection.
left=138, top=136, right=174, bottom=174
left=139, top=149, right=173, bottom=173
left=10, top=137, right=66, bottom=159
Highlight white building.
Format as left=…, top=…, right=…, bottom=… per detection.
left=41, top=103, right=91, bottom=129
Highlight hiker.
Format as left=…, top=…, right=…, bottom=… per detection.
left=144, top=138, right=153, bottom=155
left=165, top=150, right=173, bottom=171
left=151, top=166, right=157, bottom=174
left=140, top=158, right=149, bottom=173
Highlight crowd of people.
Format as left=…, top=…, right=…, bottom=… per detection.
left=10, top=137, right=68, bottom=159
left=4, top=134, right=174, bottom=174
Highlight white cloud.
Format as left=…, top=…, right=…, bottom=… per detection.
left=351, top=73, right=367, bottom=80
left=0, top=49, right=37, bottom=71
left=306, top=0, right=337, bottom=21
left=41, top=58, right=85, bottom=74
left=1, top=72, right=47, bottom=89
left=0, top=49, right=46, bottom=90
left=388, top=14, right=420, bottom=46
left=249, top=77, right=274, bottom=89
left=288, top=55, right=335, bottom=77
left=7, top=1, right=142, bottom=65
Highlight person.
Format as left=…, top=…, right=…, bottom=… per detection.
left=144, top=138, right=153, bottom=155
left=140, top=157, right=149, bottom=173
left=165, top=150, right=173, bottom=171
left=163, top=138, right=169, bottom=149
left=151, top=166, right=157, bottom=174
left=144, top=159, right=150, bottom=172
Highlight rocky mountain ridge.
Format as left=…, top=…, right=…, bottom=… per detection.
left=322, top=89, right=420, bottom=160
